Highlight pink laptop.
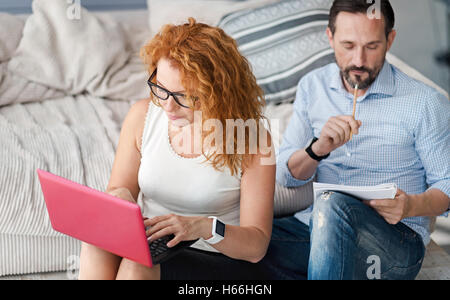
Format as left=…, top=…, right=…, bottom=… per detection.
left=37, top=169, right=153, bottom=268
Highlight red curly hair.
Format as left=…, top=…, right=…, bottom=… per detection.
left=140, top=18, right=267, bottom=176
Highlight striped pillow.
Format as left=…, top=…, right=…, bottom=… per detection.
left=218, top=0, right=335, bottom=104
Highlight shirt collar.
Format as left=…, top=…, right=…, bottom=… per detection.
left=329, top=60, right=396, bottom=101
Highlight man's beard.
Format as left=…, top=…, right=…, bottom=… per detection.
left=339, top=60, right=384, bottom=90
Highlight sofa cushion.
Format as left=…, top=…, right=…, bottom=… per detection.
left=0, top=13, right=24, bottom=63
left=218, top=0, right=335, bottom=104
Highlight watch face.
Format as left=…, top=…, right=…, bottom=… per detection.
left=215, top=220, right=225, bottom=237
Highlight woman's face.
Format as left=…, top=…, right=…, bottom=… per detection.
left=155, top=58, right=196, bottom=127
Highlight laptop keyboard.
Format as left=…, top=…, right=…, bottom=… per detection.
left=149, top=235, right=172, bottom=257
left=148, top=234, right=198, bottom=265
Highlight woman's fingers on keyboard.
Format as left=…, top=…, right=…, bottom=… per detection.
left=145, top=214, right=175, bottom=237
left=146, top=214, right=201, bottom=246
left=166, top=235, right=180, bottom=248
left=147, top=220, right=174, bottom=239
left=148, top=226, right=175, bottom=242
left=145, top=214, right=173, bottom=226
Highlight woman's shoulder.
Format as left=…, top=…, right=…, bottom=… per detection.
left=125, top=99, right=151, bottom=132
left=129, top=98, right=151, bottom=119
left=123, top=98, right=152, bottom=154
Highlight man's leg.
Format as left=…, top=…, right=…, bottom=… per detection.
left=308, top=192, right=426, bottom=280
left=260, top=216, right=311, bottom=280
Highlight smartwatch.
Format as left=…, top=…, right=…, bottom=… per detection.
left=305, top=137, right=330, bottom=162
left=205, top=216, right=225, bottom=245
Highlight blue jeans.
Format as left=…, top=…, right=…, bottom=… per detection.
left=261, top=192, right=426, bottom=280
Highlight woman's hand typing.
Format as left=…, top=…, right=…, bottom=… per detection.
left=144, top=214, right=212, bottom=247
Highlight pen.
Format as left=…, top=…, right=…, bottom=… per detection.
left=350, top=84, right=358, bottom=140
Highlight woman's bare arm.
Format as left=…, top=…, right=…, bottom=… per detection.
left=208, top=131, right=276, bottom=263
left=106, top=99, right=150, bottom=202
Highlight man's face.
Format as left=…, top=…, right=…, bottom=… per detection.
left=327, top=12, right=396, bottom=90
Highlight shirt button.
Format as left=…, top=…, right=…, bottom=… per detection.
left=346, top=152, right=351, bottom=157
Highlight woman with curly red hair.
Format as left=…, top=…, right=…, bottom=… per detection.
left=78, top=18, right=275, bottom=280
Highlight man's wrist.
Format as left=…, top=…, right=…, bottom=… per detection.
left=311, top=141, right=329, bottom=157
left=405, top=191, right=435, bottom=218
left=406, top=189, right=450, bottom=217
left=306, top=137, right=330, bottom=161
left=404, top=193, right=416, bottom=219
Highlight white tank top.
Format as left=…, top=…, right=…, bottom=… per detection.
left=137, top=102, right=241, bottom=252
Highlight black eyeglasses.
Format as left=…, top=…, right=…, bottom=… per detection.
left=147, top=69, right=196, bottom=109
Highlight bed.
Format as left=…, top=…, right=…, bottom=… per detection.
left=0, top=0, right=448, bottom=277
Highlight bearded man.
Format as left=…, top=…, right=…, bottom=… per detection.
left=262, top=0, right=450, bottom=280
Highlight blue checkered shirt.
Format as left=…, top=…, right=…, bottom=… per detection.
left=277, top=61, right=450, bottom=246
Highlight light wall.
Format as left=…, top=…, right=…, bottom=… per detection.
left=389, top=0, right=449, bottom=93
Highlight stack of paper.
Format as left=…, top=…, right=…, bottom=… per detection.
left=313, top=182, right=398, bottom=201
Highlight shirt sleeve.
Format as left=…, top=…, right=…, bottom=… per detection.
left=414, top=91, right=450, bottom=217
left=276, top=79, right=316, bottom=187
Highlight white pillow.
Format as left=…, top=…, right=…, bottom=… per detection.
left=0, top=13, right=24, bottom=62
left=8, top=0, right=149, bottom=102
left=147, top=0, right=281, bottom=36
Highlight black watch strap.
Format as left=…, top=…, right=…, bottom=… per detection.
left=305, top=137, right=330, bottom=162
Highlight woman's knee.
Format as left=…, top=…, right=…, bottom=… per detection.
left=116, top=259, right=160, bottom=280
left=80, top=242, right=117, bottom=260
left=79, top=242, right=122, bottom=280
